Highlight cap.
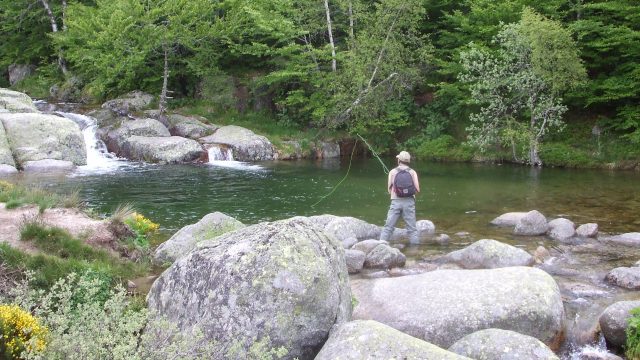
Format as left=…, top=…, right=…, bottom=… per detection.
left=396, top=151, right=411, bottom=163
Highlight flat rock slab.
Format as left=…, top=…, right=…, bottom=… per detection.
left=449, top=328, right=559, bottom=360
left=604, top=233, right=640, bottom=246
left=351, top=267, right=564, bottom=349
left=599, top=300, right=640, bottom=349
left=22, top=159, right=74, bottom=172
left=490, top=212, right=527, bottom=227
left=316, top=320, right=471, bottom=360
left=444, top=239, right=534, bottom=269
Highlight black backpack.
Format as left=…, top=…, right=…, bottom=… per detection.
left=394, top=168, right=416, bottom=197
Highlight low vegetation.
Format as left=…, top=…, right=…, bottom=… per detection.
left=0, top=181, right=81, bottom=213
left=626, top=307, right=640, bottom=359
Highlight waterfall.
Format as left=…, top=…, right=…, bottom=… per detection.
left=208, top=145, right=234, bottom=161
left=57, top=112, right=129, bottom=173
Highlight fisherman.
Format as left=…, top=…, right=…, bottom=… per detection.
left=379, top=151, right=420, bottom=244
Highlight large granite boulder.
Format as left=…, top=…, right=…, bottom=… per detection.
left=200, top=125, right=275, bottom=161
left=0, top=88, right=38, bottom=113
left=8, top=64, right=36, bottom=86
left=166, top=114, right=217, bottom=139
left=119, top=136, right=203, bottom=163
left=0, top=113, right=86, bottom=167
left=490, top=212, right=527, bottom=227
left=604, top=233, right=640, bottom=246
left=147, top=217, right=352, bottom=359
left=102, top=91, right=154, bottom=115
left=0, top=164, right=18, bottom=174
left=314, top=142, right=340, bottom=159
left=103, top=118, right=170, bottom=153
left=153, top=212, right=245, bottom=264
left=448, top=328, right=559, bottom=360
left=605, top=267, right=640, bottom=289
left=599, top=300, right=640, bottom=349
left=444, top=239, right=534, bottom=269
left=547, top=218, right=576, bottom=241
left=514, top=210, right=549, bottom=236
left=307, top=215, right=381, bottom=243
left=0, top=120, right=16, bottom=169
left=351, top=267, right=564, bottom=349
left=576, top=223, right=599, bottom=238
left=316, top=320, right=471, bottom=360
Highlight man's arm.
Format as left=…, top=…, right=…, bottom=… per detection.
left=412, top=170, right=420, bottom=193
left=387, top=171, right=394, bottom=194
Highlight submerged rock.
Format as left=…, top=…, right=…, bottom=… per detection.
left=351, top=267, right=564, bottom=349
left=0, top=113, right=86, bottom=167
left=153, top=212, right=245, bottom=264
left=599, top=300, right=640, bottom=349
left=514, top=210, right=549, bottom=236
left=444, top=239, right=534, bottom=269
left=147, top=217, right=351, bottom=359
left=448, top=328, right=559, bottom=360
left=606, top=267, right=640, bottom=289
left=548, top=218, right=576, bottom=241
left=576, top=223, right=599, bottom=238
left=200, top=125, right=275, bottom=161
left=316, top=320, right=470, bottom=360
left=490, top=212, right=527, bottom=227
left=605, top=233, right=640, bottom=247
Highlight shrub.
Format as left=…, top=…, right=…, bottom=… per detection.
left=539, top=142, right=596, bottom=168
left=626, top=307, right=640, bottom=359
left=412, top=135, right=474, bottom=161
left=3, top=273, right=215, bottom=360
left=0, top=304, right=47, bottom=358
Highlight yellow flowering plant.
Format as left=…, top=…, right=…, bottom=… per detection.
left=124, top=212, right=159, bottom=249
left=0, top=304, right=47, bottom=358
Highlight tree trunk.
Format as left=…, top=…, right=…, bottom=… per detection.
left=529, top=110, right=542, bottom=166
left=159, top=43, right=170, bottom=119
left=348, top=1, right=355, bottom=47
left=323, top=0, right=337, bottom=71
left=40, top=0, right=68, bottom=75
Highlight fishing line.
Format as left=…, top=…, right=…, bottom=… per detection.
left=311, top=139, right=358, bottom=208
left=310, top=133, right=390, bottom=207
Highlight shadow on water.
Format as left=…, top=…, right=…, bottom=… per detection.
left=3, top=159, right=640, bottom=358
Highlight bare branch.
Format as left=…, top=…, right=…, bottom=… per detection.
left=339, top=72, right=399, bottom=121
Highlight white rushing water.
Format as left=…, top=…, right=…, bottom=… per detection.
left=56, top=112, right=133, bottom=174
left=207, top=145, right=264, bottom=171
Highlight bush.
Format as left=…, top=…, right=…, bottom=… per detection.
left=0, top=304, right=47, bottom=358
left=124, top=213, right=159, bottom=250
left=411, top=135, right=474, bottom=161
left=539, top=142, right=596, bottom=168
left=2, top=273, right=215, bottom=360
left=626, top=307, right=640, bottom=359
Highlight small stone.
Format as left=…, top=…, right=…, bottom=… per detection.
left=533, top=246, right=551, bottom=263
left=345, top=249, right=365, bottom=274
left=352, top=239, right=388, bottom=255
left=435, top=234, right=451, bottom=244
left=576, top=223, right=598, bottom=238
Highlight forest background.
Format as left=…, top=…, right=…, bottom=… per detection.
left=1, top=0, right=638, bottom=167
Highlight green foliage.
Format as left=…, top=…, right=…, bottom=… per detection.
left=626, top=307, right=640, bottom=360
left=124, top=213, right=159, bottom=250
left=0, top=304, right=48, bottom=358
left=410, top=135, right=474, bottom=162
left=539, top=142, right=596, bottom=168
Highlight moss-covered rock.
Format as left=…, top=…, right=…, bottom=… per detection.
left=153, top=212, right=245, bottom=264
left=0, top=113, right=86, bottom=167
left=0, top=88, right=38, bottom=113
left=316, top=320, right=471, bottom=360
left=147, top=217, right=352, bottom=359
left=0, top=119, right=15, bottom=168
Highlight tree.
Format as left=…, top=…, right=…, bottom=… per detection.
left=460, top=8, right=586, bottom=166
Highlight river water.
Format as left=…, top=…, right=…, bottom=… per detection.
left=4, top=130, right=640, bottom=357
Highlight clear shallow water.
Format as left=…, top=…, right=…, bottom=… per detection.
left=4, top=159, right=640, bottom=357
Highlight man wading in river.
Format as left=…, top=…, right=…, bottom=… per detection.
left=380, top=151, right=421, bottom=244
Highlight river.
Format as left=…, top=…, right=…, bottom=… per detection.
left=4, top=147, right=640, bottom=358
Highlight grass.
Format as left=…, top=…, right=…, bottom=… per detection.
left=0, top=181, right=82, bottom=213
left=0, top=222, right=150, bottom=289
